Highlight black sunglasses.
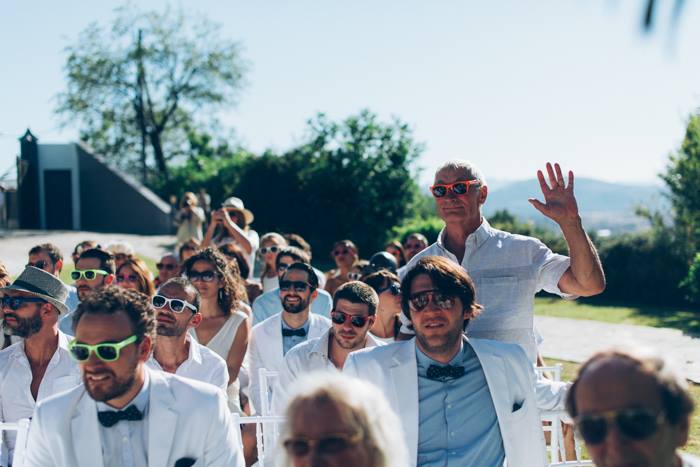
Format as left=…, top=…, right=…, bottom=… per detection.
left=283, top=433, right=362, bottom=457
left=376, top=282, right=401, bottom=296
left=26, top=260, right=49, bottom=270
left=187, top=270, right=217, bottom=282
left=156, top=263, right=178, bottom=271
left=280, top=280, right=312, bottom=292
left=331, top=310, right=371, bottom=328
left=2, top=296, right=46, bottom=310
left=575, top=408, right=665, bottom=445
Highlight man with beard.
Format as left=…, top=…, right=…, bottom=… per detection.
left=72, top=247, right=116, bottom=301
left=344, top=256, right=568, bottom=467
left=248, top=262, right=331, bottom=414
left=273, top=281, right=383, bottom=413
left=154, top=253, right=180, bottom=288
left=0, top=266, right=80, bottom=465
left=146, top=277, right=228, bottom=391
left=24, top=286, right=244, bottom=467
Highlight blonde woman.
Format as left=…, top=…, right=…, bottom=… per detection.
left=258, top=232, right=288, bottom=293
left=175, top=191, right=206, bottom=245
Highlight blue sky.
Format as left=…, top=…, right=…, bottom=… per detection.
left=2, top=1, right=699, bottom=186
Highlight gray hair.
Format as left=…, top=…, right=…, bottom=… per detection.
left=276, top=372, right=409, bottom=467
left=435, top=160, right=487, bottom=186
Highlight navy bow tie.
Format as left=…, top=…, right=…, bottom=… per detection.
left=98, top=405, right=143, bottom=427
left=427, top=364, right=465, bottom=381
left=282, top=328, right=307, bottom=337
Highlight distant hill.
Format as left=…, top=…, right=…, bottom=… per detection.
left=482, top=178, right=666, bottom=234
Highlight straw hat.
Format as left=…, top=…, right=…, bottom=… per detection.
left=0, top=266, right=69, bottom=314
left=221, top=197, right=254, bottom=225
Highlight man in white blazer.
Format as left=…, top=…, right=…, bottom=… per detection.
left=344, top=256, right=568, bottom=467
left=248, top=262, right=331, bottom=415
left=24, top=286, right=244, bottom=467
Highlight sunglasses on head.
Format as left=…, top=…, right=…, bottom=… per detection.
left=68, top=335, right=137, bottom=362
left=280, top=280, right=312, bottom=292
left=1, top=296, right=46, bottom=310
left=152, top=294, right=197, bottom=313
left=575, top=408, right=665, bottom=445
left=71, top=269, right=109, bottom=281
left=283, top=432, right=363, bottom=457
left=259, top=246, right=280, bottom=255
left=156, top=263, right=178, bottom=271
left=116, top=274, right=138, bottom=283
left=331, top=310, right=371, bottom=328
left=376, top=282, right=401, bottom=296
left=408, top=289, right=456, bottom=312
left=430, top=180, right=480, bottom=198
left=27, top=260, right=49, bottom=270
left=187, top=270, right=217, bottom=282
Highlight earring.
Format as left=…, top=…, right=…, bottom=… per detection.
left=218, top=288, right=224, bottom=303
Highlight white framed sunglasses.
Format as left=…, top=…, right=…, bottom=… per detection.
left=152, top=294, right=198, bottom=313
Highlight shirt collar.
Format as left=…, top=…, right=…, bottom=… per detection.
left=310, top=328, right=332, bottom=358
left=437, top=218, right=494, bottom=252
left=185, top=334, right=201, bottom=364
left=13, top=330, right=72, bottom=367
left=281, top=316, right=310, bottom=333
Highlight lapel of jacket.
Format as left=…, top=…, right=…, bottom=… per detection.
left=308, top=314, right=329, bottom=340
left=147, top=369, right=179, bottom=467
left=469, top=338, right=515, bottom=458
left=389, top=340, right=420, bottom=463
left=71, top=389, right=105, bottom=467
left=268, top=314, right=285, bottom=369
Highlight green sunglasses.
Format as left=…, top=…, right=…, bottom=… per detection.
left=68, top=335, right=138, bottom=362
left=70, top=269, right=109, bottom=281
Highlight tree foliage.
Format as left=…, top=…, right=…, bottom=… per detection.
left=56, top=6, right=247, bottom=182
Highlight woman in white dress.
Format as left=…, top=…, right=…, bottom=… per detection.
left=182, top=248, right=250, bottom=414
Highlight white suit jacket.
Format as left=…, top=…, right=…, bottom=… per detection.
left=343, top=337, right=568, bottom=467
left=248, top=312, right=331, bottom=414
left=24, top=367, right=244, bottom=467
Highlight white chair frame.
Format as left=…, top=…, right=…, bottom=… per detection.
left=1, top=419, right=31, bottom=467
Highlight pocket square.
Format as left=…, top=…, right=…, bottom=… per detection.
left=512, top=400, right=523, bottom=412
left=174, top=458, right=196, bottom=467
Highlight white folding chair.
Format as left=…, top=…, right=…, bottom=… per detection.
left=548, top=461, right=594, bottom=467
left=536, top=363, right=563, bottom=382
left=234, top=414, right=286, bottom=467
left=258, top=369, right=281, bottom=464
left=0, top=418, right=31, bottom=467
left=541, top=409, right=566, bottom=463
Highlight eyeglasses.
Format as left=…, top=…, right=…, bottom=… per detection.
left=430, top=180, right=481, bottom=198
left=347, top=272, right=362, bottom=281
left=152, top=294, right=197, bottom=313
left=575, top=408, right=666, bottom=445
left=1, top=296, right=46, bottom=310
left=259, top=246, right=280, bottom=255
left=26, top=260, right=49, bottom=270
left=68, top=335, right=138, bottom=362
left=376, top=282, right=401, bottom=296
left=116, top=274, right=139, bottom=283
left=280, top=280, right=312, bottom=292
left=187, top=270, right=217, bottom=282
left=408, top=289, right=456, bottom=312
left=156, top=263, right=178, bottom=271
left=283, top=432, right=363, bottom=457
left=71, top=269, right=109, bottom=281
left=331, top=310, right=371, bottom=328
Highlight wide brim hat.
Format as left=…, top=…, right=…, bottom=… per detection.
left=0, top=266, right=69, bottom=315
left=221, top=197, right=254, bottom=225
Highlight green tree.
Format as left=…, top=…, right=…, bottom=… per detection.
left=56, top=5, right=246, bottom=182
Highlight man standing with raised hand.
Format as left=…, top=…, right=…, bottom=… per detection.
left=400, top=160, right=605, bottom=362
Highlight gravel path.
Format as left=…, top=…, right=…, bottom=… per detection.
left=536, top=315, right=700, bottom=383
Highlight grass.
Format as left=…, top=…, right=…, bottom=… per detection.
left=548, top=358, right=700, bottom=456
left=535, top=296, right=700, bottom=336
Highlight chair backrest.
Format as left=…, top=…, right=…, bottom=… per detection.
left=234, top=415, right=286, bottom=467
left=536, top=363, right=563, bottom=382
left=0, top=419, right=31, bottom=467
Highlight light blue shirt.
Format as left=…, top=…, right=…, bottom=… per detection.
left=416, top=342, right=505, bottom=467
left=96, top=371, right=150, bottom=467
left=252, top=287, right=332, bottom=325
left=58, top=286, right=80, bottom=336
left=281, top=318, right=310, bottom=356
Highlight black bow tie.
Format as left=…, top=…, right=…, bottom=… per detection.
left=98, top=405, right=144, bottom=427
left=427, top=364, right=465, bottom=381
left=282, top=328, right=307, bottom=337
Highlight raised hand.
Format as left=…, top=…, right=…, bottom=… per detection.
left=528, top=162, right=580, bottom=226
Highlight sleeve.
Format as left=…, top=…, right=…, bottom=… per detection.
left=192, top=207, right=206, bottom=223
left=23, top=405, right=54, bottom=467
left=533, top=240, right=575, bottom=298
left=247, top=332, right=263, bottom=415
left=203, top=392, right=245, bottom=467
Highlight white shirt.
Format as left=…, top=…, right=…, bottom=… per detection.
left=96, top=371, right=150, bottom=467
left=147, top=336, right=228, bottom=392
left=399, top=219, right=572, bottom=362
left=682, top=452, right=700, bottom=466
left=0, top=332, right=81, bottom=463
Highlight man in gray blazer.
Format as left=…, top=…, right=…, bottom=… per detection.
left=24, top=286, right=244, bottom=467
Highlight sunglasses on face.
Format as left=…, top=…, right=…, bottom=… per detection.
left=71, top=269, right=109, bottom=281
left=156, top=263, right=178, bottom=271
left=283, top=432, right=363, bottom=457
left=430, top=180, right=481, bottom=198
left=68, top=335, right=137, bottom=362
left=1, top=296, right=46, bottom=310
left=405, top=242, right=424, bottom=250
left=376, top=282, right=401, bottom=296
left=277, top=263, right=292, bottom=272
left=575, top=408, right=665, bottom=445
left=280, top=280, right=312, bottom=293
left=116, top=274, right=138, bottom=283
left=331, top=310, right=371, bottom=328
left=152, top=294, right=197, bottom=313
left=408, top=289, right=456, bottom=312
left=347, top=272, right=362, bottom=281
left=26, top=260, right=49, bottom=270
left=187, top=270, right=217, bottom=282
left=259, top=246, right=280, bottom=255
left=333, top=248, right=352, bottom=257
